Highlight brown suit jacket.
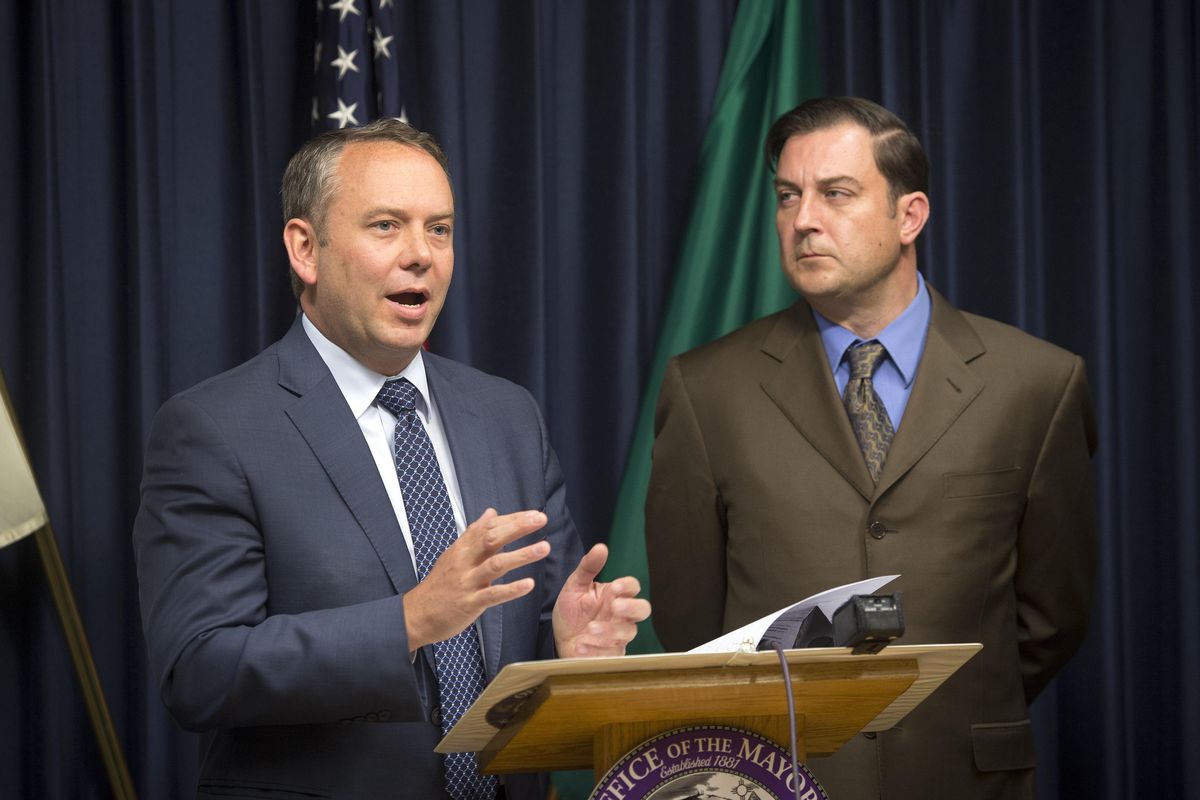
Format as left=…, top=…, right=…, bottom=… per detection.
left=646, top=286, right=1097, bottom=800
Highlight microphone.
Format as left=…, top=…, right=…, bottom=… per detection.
left=758, top=593, right=905, bottom=654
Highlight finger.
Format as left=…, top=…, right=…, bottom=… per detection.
left=565, top=543, right=609, bottom=588
left=602, top=575, right=643, bottom=599
left=470, top=509, right=548, bottom=552
left=473, top=577, right=536, bottom=609
left=606, top=597, right=652, bottom=623
left=476, top=540, right=552, bottom=583
left=585, top=620, right=641, bottom=646
left=572, top=636, right=631, bottom=658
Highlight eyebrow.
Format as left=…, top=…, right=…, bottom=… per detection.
left=817, top=175, right=863, bottom=191
left=774, top=175, right=865, bottom=191
left=363, top=206, right=456, bottom=221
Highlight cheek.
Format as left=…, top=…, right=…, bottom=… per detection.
left=429, top=261, right=453, bottom=297
left=775, top=219, right=794, bottom=253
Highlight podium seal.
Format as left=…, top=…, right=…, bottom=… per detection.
left=588, top=725, right=827, bottom=800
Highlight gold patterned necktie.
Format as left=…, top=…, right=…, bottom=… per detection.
left=843, top=341, right=895, bottom=483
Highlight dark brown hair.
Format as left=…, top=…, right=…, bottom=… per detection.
left=765, top=97, right=928, bottom=206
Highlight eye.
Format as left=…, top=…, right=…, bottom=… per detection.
left=430, top=223, right=452, bottom=237
left=825, top=188, right=851, bottom=200
left=776, top=189, right=798, bottom=205
left=372, top=220, right=396, bottom=232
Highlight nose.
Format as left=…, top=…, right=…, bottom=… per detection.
left=400, top=224, right=432, bottom=271
left=792, top=193, right=819, bottom=235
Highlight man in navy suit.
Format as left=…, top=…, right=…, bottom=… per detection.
left=133, top=118, right=650, bottom=800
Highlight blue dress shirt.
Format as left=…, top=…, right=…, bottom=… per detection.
left=813, top=271, right=932, bottom=430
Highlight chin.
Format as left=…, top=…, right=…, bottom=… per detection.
left=785, top=275, right=835, bottom=299
left=382, top=337, right=427, bottom=358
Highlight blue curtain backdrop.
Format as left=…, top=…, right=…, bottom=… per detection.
left=0, top=1, right=1195, bottom=798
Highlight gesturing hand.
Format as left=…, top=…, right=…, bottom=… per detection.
left=552, top=543, right=652, bottom=658
left=403, top=508, right=550, bottom=652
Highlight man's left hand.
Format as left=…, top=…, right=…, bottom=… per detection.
left=552, top=543, right=652, bottom=658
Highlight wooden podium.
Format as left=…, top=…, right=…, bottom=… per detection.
left=438, top=643, right=980, bottom=784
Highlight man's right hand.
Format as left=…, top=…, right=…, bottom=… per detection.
left=403, top=508, right=550, bottom=652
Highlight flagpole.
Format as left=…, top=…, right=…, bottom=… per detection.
left=33, top=522, right=137, bottom=799
left=0, top=376, right=137, bottom=799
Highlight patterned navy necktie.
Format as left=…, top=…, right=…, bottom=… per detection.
left=376, top=378, right=497, bottom=800
left=843, top=342, right=895, bottom=483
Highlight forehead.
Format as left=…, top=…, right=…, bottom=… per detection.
left=776, top=122, right=881, bottom=183
left=332, top=140, right=453, bottom=207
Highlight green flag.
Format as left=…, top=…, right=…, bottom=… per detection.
left=599, top=0, right=821, bottom=653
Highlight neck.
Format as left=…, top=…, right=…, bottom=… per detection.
left=811, top=263, right=919, bottom=340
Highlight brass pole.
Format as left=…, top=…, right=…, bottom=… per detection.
left=33, top=522, right=138, bottom=799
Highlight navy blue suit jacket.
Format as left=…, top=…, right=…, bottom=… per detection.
left=134, top=318, right=581, bottom=799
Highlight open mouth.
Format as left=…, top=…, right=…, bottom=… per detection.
left=388, top=290, right=428, bottom=307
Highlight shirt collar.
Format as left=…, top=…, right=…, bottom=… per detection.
left=301, top=314, right=431, bottom=418
left=812, top=271, right=931, bottom=387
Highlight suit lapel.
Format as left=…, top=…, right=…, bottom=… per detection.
left=875, top=288, right=985, bottom=497
left=424, top=354, right=506, bottom=678
left=275, top=320, right=419, bottom=596
left=760, top=304, right=876, bottom=500
left=424, top=355, right=501, bottom=524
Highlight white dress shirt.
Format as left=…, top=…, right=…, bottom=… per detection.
left=302, top=314, right=467, bottom=573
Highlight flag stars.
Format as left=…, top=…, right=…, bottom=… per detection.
left=314, top=0, right=407, bottom=132
left=328, top=98, right=359, bottom=128
left=373, top=27, right=395, bottom=60
left=329, top=0, right=360, bottom=23
left=330, top=45, right=360, bottom=80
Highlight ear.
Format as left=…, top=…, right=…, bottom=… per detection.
left=283, top=218, right=320, bottom=289
left=896, top=191, right=930, bottom=245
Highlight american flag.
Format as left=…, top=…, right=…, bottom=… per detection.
left=312, top=0, right=418, bottom=131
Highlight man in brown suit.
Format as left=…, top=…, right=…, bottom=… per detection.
left=645, top=97, right=1097, bottom=799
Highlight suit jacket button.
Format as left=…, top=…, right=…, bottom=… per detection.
left=868, top=520, right=887, bottom=539
left=367, top=712, right=379, bottom=722
left=863, top=731, right=877, bottom=740
left=430, top=706, right=442, bottom=727
left=379, top=710, right=392, bottom=721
